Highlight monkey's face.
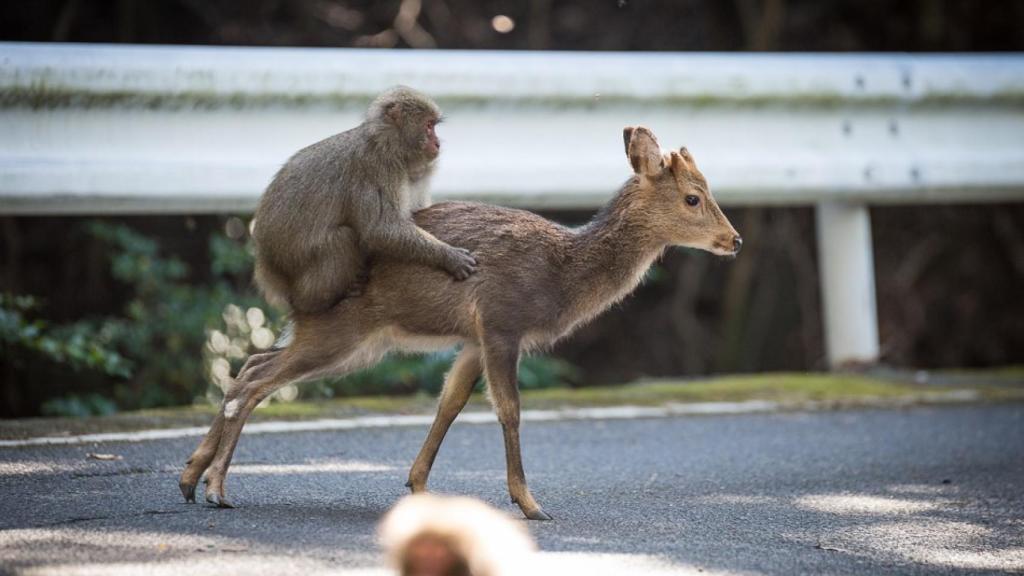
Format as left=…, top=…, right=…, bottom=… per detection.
left=375, top=87, right=444, bottom=163
left=397, top=109, right=441, bottom=162
left=423, top=117, right=441, bottom=159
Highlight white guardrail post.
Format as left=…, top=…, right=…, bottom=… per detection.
left=816, top=202, right=879, bottom=366
left=2, top=43, right=1024, bottom=368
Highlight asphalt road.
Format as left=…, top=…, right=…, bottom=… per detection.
left=1, top=404, right=1022, bottom=575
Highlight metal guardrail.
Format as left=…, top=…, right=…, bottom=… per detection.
left=2, top=42, right=1023, bottom=366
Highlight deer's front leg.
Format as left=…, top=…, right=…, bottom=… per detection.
left=483, top=338, right=551, bottom=521
left=408, top=345, right=482, bottom=493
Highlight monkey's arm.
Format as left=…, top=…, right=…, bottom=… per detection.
left=355, top=194, right=477, bottom=280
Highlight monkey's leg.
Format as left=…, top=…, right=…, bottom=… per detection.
left=407, top=345, right=482, bottom=493
left=290, top=226, right=364, bottom=313
left=362, top=221, right=477, bottom=281
left=482, top=337, right=552, bottom=521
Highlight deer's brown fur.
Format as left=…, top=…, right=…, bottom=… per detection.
left=179, top=126, right=741, bottom=520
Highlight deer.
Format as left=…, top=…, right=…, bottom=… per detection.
left=178, top=126, right=742, bottom=520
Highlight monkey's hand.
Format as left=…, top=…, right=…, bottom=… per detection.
left=442, top=247, right=478, bottom=281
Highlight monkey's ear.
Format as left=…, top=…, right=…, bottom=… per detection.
left=624, top=126, right=663, bottom=176
left=384, top=102, right=403, bottom=125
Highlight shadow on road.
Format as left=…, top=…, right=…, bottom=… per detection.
left=1, top=405, right=1022, bottom=575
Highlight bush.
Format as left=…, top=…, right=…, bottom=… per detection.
left=3, top=220, right=577, bottom=417
left=0, top=293, right=130, bottom=417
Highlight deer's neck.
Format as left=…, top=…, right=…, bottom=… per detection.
left=563, top=184, right=665, bottom=326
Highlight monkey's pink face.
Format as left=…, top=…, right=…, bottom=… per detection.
left=424, top=120, right=441, bottom=158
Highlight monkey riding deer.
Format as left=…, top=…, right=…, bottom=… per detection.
left=180, top=126, right=742, bottom=520
left=252, top=85, right=477, bottom=314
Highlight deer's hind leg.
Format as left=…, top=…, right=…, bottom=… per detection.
left=407, top=345, right=482, bottom=493
left=198, top=327, right=392, bottom=508
left=179, top=411, right=227, bottom=503
left=234, top=349, right=279, bottom=382
left=483, top=336, right=551, bottom=521
left=178, top=347, right=289, bottom=504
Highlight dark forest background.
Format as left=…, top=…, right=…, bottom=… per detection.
left=2, top=0, right=1023, bottom=417
left=4, top=0, right=1024, bottom=52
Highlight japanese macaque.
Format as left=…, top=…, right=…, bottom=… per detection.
left=379, top=494, right=536, bottom=576
left=252, top=86, right=477, bottom=314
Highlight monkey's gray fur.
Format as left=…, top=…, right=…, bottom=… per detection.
left=252, top=86, right=477, bottom=314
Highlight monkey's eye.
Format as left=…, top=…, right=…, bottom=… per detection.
left=685, top=195, right=700, bottom=207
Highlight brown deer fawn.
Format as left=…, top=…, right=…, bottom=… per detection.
left=179, top=126, right=742, bottom=520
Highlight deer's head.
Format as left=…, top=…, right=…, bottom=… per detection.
left=623, top=126, right=742, bottom=257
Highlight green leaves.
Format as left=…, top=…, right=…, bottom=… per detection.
left=0, top=293, right=131, bottom=379
left=9, top=217, right=580, bottom=417
left=83, top=221, right=274, bottom=412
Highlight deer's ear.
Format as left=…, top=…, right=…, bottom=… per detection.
left=624, top=126, right=663, bottom=176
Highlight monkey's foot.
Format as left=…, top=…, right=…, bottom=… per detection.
left=343, top=271, right=370, bottom=299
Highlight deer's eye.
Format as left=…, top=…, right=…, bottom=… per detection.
left=685, top=195, right=700, bottom=207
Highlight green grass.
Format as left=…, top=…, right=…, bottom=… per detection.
left=520, top=373, right=920, bottom=407
left=2, top=370, right=1022, bottom=440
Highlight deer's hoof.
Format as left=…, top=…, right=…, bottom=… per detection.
left=179, top=481, right=197, bottom=503
left=205, top=492, right=234, bottom=509
left=524, top=508, right=553, bottom=521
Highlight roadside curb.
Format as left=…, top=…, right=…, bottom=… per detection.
left=0, top=390, right=983, bottom=448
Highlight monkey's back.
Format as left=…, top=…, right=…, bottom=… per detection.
left=254, top=128, right=362, bottom=256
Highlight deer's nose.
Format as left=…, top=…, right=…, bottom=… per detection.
left=733, top=236, right=743, bottom=253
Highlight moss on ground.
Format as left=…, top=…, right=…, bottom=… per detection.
left=521, top=373, right=918, bottom=407
left=2, top=370, right=1022, bottom=440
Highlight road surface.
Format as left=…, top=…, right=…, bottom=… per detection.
left=1, top=404, right=1022, bottom=575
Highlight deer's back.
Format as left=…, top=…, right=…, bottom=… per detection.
left=417, top=201, right=571, bottom=261
left=362, top=201, right=574, bottom=340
